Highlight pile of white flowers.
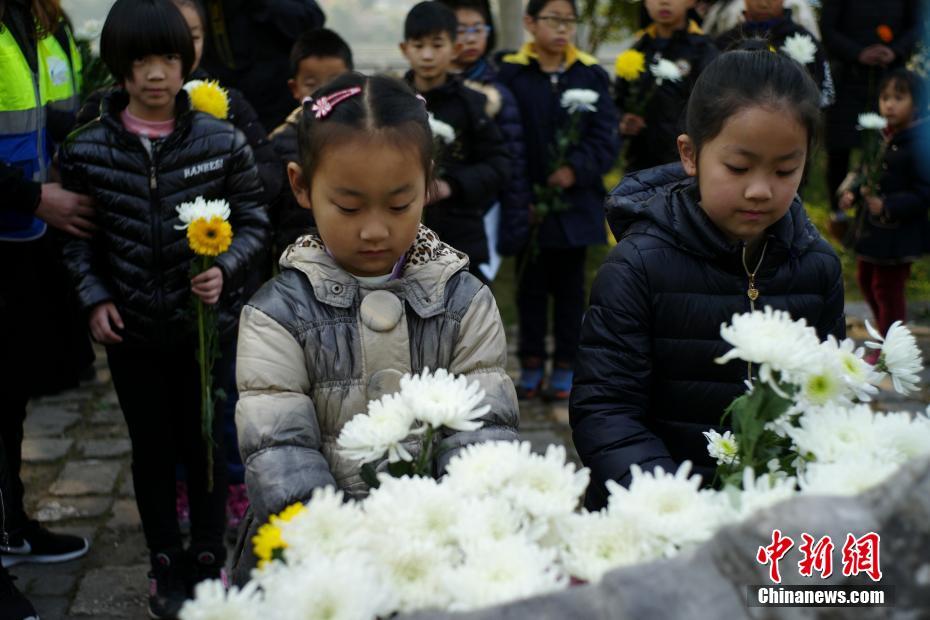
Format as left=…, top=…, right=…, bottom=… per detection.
left=181, top=310, right=930, bottom=620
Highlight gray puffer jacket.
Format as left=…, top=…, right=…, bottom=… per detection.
left=232, top=225, right=519, bottom=582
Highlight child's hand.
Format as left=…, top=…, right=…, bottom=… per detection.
left=839, top=191, right=855, bottom=211
left=547, top=166, right=576, bottom=189
left=426, top=180, right=452, bottom=205
left=191, top=267, right=224, bottom=305
left=89, top=302, right=124, bottom=344
left=619, top=113, right=646, bottom=136
left=865, top=195, right=884, bottom=216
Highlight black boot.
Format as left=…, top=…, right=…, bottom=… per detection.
left=188, top=544, right=227, bottom=596
left=0, top=560, right=38, bottom=620
left=147, top=548, right=188, bottom=620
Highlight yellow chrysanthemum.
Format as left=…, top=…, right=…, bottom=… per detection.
left=614, top=49, right=646, bottom=81
left=186, top=79, right=229, bottom=119
left=274, top=502, right=308, bottom=523
left=253, top=523, right=285, bottom=568
left=187, top=216, right=233, bottom=257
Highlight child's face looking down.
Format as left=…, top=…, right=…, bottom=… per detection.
left=644, top=0, right=694, bottom=30
left=524, top=0, right=576, bottom=55
left=288, top=137, right=426, bottom=277
left=289, top=56, right=350, bottom=102
left=124, top=54, right=184, bottom=120
left=879, top=82, right=915, bottom=131
left=744, top=0, right=785, bottom=21
left=400, top=32, right=457, bottom=84
left=678, top=105, right=807, bottom=245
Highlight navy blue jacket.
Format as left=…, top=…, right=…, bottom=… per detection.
left=615, top=22, right=718, bottom=173
left=570, top=164, right=844, bottom=509
left=463, top=58, right=532, bottom=256
left=498, top=43, right=620, bottom=249
left=854, top=120, right=930, bottom=263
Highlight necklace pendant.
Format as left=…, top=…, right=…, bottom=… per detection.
left=747, top=287, right=760, bottom=301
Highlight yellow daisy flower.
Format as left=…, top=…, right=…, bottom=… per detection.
left=253, top=523, right=285, bottom=568
left=185, top=79, right=230, bottom=119
left=615, top=49, right=646, bottom=81
left=187, top=216, right=233, bottom=257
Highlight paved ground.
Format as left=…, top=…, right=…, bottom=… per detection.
left=12, top=305, right=930, bottom=618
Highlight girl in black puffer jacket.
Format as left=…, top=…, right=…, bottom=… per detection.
left=58, top=2, right=269, bottom=617
left=570, top=49, right=844, bottom=510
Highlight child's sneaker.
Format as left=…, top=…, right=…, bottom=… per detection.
left=148, top=549, right=187, bottom=620
left=516, top=358, right=545, bottom=400
left=542, top=365, right=573, bottom=402
left=226, top=484, right=249, bottom=531
left=175, top=481, right=190, bottom=535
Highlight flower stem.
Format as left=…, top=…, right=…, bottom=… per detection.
left=416, top=426, right=435, bottom=476
left=197, top=256, right=214, bottom=492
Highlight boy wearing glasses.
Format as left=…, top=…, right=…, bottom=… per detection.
left=615, top=0, right=718, bottom=172
left=400, top=1, right=510, bottom=284
left=438, top=0, right=532, bottom=267
left=498, top=0, right=619, bottom=402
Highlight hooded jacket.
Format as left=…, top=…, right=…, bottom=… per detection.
left=58, top=89, right=270, bottom=348
left=570, top=164, right=844, bottom=509
left=232, top=224, right=519, bottom=581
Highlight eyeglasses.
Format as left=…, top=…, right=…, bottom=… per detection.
left=535, top=15, right=578, bottom=30
left=457, top=24, right=492, bottom=38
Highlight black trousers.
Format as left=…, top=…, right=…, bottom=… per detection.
left=516, top=246, right=587, bottom=367
left=106, top=343, right=229, bottom=555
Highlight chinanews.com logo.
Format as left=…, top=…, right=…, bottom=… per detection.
left=747, top=530, right=894, bottom=608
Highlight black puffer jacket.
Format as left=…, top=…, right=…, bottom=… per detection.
left=570, top=164, right=844, bottom=509
left=269, top=106, right=317, bottom=251
left=59, top=89, right=270, bottom=348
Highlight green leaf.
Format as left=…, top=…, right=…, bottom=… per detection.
left=388, top=460, right=415, bottom=478
left=360, top=463, right=380, bottom=489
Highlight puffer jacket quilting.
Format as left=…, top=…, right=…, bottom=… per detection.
left=58, top=89, right=270, bottom=348
left=570, top=164, right=845, bottom=510
left=232, top=225, right=519, bottom=581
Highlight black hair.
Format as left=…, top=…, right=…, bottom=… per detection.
left=404, top=1, right=457, bottom=42
left=436, top=0, right=497, bottom=54
left=296, top=72, right=433, bottom=188
left=526, top=0, right=577, bottom=17
left=686, top=48, right=821, bottom=156
left=879, top=68, right=927, bottom=118
left=289, top=28, right=355, bottom=77
left=171, top=0, right=207, bottom=32
left=100, top=0, right=195, bottom=82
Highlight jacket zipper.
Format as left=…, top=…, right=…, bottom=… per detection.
left=145, top=140, right=166, bottom=342
left=741, top=241, right=768, bottom=381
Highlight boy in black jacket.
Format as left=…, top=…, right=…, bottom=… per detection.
left=269, top=28, right=353, bottom=251
left=615, top=0, right=718, bottom=172
left=716, top=0, right=834, bottom=108
left=400, top=1, right=510, bottom=283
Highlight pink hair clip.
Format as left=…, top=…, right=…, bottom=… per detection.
left=304, top=87, right=363, bottom=119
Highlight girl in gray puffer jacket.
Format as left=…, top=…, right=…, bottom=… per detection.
left=232, top=72, right=520, bottom=582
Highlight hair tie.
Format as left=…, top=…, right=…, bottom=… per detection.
left=416, top=94, right=427, bottom=105
left=304, top=87, right=363, bottom=119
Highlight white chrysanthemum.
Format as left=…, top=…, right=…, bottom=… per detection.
left=728, top=467, right=798, bottom=519
left=257, top=552, right=394, bottom=620
left=336, top=393, right=418, bottom=464
left=798, top=457, right=899, bottom=497
left=717, top=307, right=822, bottom=392
left=556, top=511, right=658, bottom=583
left=428, top=113, right=456, bottom=145
left=447, top=537, right=566, bottom=612
left=175, top=196, right=231, bottom=230
left=857, top=112, right=889, bottom=131
left=498, top=444, right=590, bottom=520
left=399, top=368, right=490, bottom=432
left=872, top=410, right=930, bottom=462
left=452, top=496, right=536, bottom=544
left=443, top=440, right=525, bottom=497
left=365, top=475, right=463, bottom=548
left=278, top=486, right=366, bottom=560
left=866, top=320, right=924, bottom=394
left=826, top=336, right=881, bottom=401
left=77, top=18, right=102, bottom=40
left=650, top=58, right=683, bottom=84
left=560, top=88, right=599, bottom=113
left=791, top=349, right=851, bottom=408
left=787, top=403, right=884, bottom=463
left=780, top=33, right=817, bottom=65
left=606, top=462, right=726, bottom=553
left=366, top=536, right=455, bottom=613
left=180, top=580, right=263, bottom=620
left=703, top=429, right=740, bottom=466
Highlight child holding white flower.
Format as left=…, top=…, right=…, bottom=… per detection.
left=58, top=1, right=269, bottom=616
left=571, top=49, right=845, bottom=509
left=232, top=72, right=519, bottom=583
left=715, top=0, right=834, bottom=108
left=614, top=0, right=718, bottom=173
left=497, top=0, right=619, bottom=401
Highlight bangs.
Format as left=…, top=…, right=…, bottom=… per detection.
left=100, top=0, right=195, bottom=82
